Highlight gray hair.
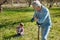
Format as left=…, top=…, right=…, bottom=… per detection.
left=31, top=1, right=41, bottom=8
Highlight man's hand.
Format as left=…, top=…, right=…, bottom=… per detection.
left=31, top=17, right=38, bottom=22
left=34, top=17, right=38, bottom=22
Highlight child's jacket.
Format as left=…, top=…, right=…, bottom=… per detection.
left=17, top=26, right=24, bottom=33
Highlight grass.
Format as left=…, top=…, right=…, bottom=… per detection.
left=0, top=7, right=60, bottom=40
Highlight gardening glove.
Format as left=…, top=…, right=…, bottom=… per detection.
left=31, top=18, right=34, bottom=22
left=36, top=22, right=42, bottom=25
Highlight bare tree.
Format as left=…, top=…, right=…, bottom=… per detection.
left=47, top=0, right=60, bottom=8
left=0, top=0, right=7, bottom=12
left=49, top=0, right=54, bottom=8
left=27, top=0, right=32, bottom=7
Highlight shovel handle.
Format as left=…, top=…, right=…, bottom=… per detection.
left=38, top=25, right=40, bottom=40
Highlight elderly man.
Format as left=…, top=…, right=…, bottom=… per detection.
left=31, top=1, right=52, bottom=40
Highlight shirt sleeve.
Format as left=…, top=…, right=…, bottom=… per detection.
left=37, top=10, right=49, bottom=24
left=33, top=11, right=37, bottom=18
left=20, top=28, right=24, bottom=32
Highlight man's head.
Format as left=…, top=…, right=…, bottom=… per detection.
left=31, top=1, right=42, bottom=11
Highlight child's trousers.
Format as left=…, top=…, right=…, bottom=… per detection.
left=40, top=25, right=51, bottom=40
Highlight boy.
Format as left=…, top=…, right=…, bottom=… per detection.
left=31, top=1, right=52, bottom=40
left=16, top=22, right=24, bottom=36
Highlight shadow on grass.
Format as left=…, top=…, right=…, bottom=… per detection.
left=3, top=7, right=34, bottom=12
left=3, top=7, right=60, bottom=12
left=0, top=19, right=31, bottom=28
left=51, top=12, right=60, bottom=17
left=49, top=7, right=60, bottom=11
left=3, top=34, right=22, bottom=40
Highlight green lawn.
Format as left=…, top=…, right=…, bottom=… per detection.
left=0, top=7, right=60, bottom=40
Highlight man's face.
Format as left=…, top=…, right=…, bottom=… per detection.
left=32, top=5, right=41, bottom=11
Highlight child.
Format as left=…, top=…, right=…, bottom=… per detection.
left=16, top=22, right=24, bottom=36
left=31, top=1, right=52, bottom=40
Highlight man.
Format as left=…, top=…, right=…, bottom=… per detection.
left=31, top=1, right=52, bottom=40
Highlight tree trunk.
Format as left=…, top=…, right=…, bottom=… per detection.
left=28, top=0, right=31, bottom=7
left=49, top=3, right=53, bottom=8
left=0, top=0, right=7, bottom=12
left=49, top=0, right=54, bottom=8
left=0, top=5, right=2, bottom=12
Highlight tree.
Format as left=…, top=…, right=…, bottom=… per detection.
left=27, top=0, right=31, bottom=7
left=47, top=0, right=60, bottom=8
left=0, top=0, right=7, bottom=12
